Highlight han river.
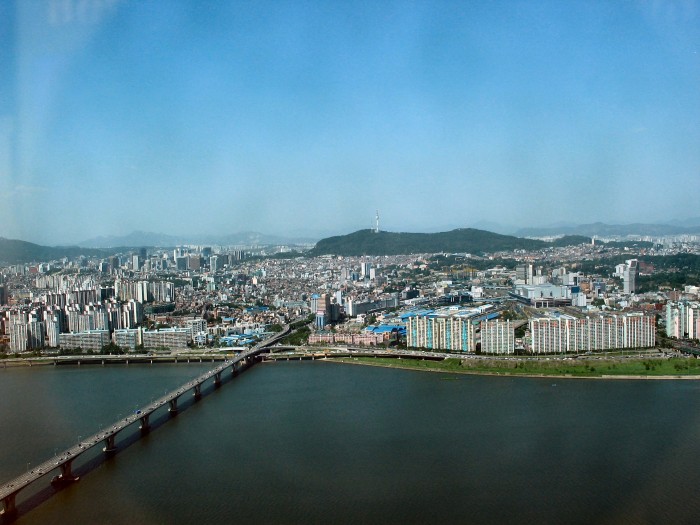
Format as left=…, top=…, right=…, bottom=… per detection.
left=2, top=360, right=700, bottom=524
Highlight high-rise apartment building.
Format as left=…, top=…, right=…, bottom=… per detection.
left=529, top=312, right=655, bottom=354
left=27, top=321, right=45, bottom=349
left=407, top=314, right=475, bottom=352
left=666, top=302, right=700, bottom=339
left=9, top=323, right=28, bottom=352
left=480, top=319, right=514, bottom=354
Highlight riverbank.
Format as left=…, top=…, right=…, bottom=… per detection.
left=324, top=356, right=700, bottom=380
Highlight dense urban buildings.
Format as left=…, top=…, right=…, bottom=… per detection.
left=1, top=231, right=699, bottom=357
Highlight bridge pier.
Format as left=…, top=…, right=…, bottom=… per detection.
left=103, top=435, right=117, bottom=453
left=168, top=397, right=179, bottom=414
left=139, top=414, right=150, bottom=433
left=214, top=372, right=222, bottom=387
left=193, top=384, right=202, bottom=400
left=60, top=460, right=75, bottom=479
left=2, top=492, right=16, bottom=515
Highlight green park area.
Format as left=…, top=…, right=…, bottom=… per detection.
left=331, top=355, right=700, bottom=378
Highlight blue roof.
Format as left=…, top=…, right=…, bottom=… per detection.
left=365, top=324, right=406, bottom=335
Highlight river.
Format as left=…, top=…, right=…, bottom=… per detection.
left=2, top=360, right=700, bottom=524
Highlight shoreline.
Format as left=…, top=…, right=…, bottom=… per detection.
left=321, top=357, right=700, bottom=381
left=5, top=354, right=700, bottom=381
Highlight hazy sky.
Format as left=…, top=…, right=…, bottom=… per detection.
left=1, top=0, right=699, bottom=244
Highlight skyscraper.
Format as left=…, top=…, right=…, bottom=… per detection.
left=623, top=259, right=639, bottom=294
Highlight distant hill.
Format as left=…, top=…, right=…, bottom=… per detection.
left=550, top=235, right=592, bottom=247
left=309, top=228, right=554, bottom=256
left=515, top=222, right=700, bottom=238
left=78, top=230, right=317, bottom=248
left=0, top=238, right=106, bottom=265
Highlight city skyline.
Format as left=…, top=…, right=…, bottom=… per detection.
left=1, top=0, right=699, bottom=245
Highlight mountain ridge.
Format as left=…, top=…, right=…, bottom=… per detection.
left=77, top=230, right=318, bottom=248
left=515, top=221, right=700, bottom=237
left=0, top=238, right=107, bottom=265
left=309, top=228, right=590, bottom=256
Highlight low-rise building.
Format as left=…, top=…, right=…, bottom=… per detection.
left=59, top=330, right=111, bottom=352
left=142, top=328, right=190, bottom=349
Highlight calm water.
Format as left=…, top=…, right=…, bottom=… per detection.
left=2, top=361, right=700, bottom=524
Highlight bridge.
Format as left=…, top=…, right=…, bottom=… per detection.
left=0, top=325, right=290, bottom=516
left=1, top=354, right=243, bottom=368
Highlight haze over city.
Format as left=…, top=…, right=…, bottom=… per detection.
left=1, top=0, right=699, bottom=245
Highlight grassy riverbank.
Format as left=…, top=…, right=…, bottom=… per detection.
left=329, top=356, right=700, bottom=378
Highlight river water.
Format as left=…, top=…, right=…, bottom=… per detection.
left=2, top=360, right=700, bottom=524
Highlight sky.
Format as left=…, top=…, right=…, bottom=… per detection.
left=0, top=0, right=699, bottom=245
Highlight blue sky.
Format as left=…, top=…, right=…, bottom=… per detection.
left=1, top=0, right=699, bottom=244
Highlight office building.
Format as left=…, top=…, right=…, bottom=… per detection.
left=623, top=259, right=639, bottom=294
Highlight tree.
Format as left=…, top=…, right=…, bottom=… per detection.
left=101, top=342, right=125, bottom=355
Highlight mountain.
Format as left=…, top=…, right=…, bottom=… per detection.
left=467, top=221, right=519, bottom=236
left=0, top=238, right=106, bottom=265
left=78, top=231, right=181, bottom=248
left=78, top=231, right=318, bottom=248
left=309, top=228, right=552, bottom=256
left=515, top=222, right=700, bottom=238
left=666, top=217, right=700, bottom=228
left=550, top=235, right=592, bottom=247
